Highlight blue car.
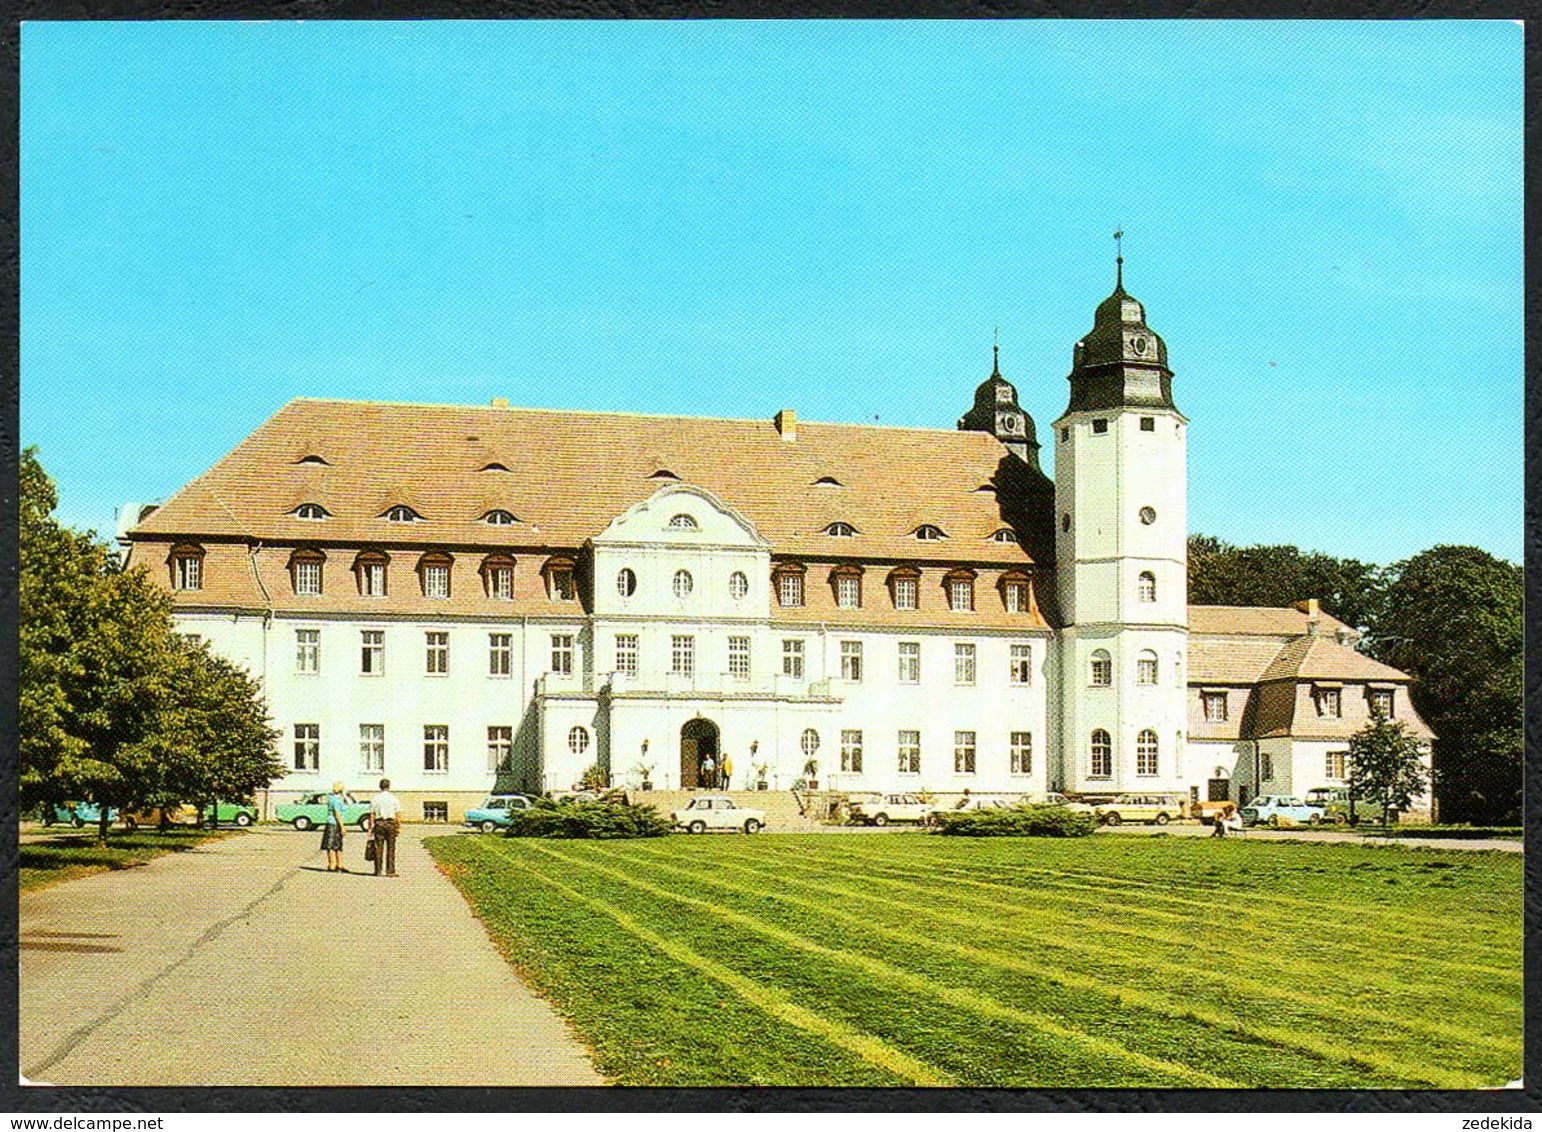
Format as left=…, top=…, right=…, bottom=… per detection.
left=1239, top=795, right=1325, bottom=827
left=464, top=794, right=535, bottom=833
left=39, top=802, right=117, bottom=827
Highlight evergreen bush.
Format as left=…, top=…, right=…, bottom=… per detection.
left=934, top=804, right=1096, bottom=838
left=507, top=798, right=673, bottom=839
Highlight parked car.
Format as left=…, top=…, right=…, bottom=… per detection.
left=1189, top=798, right=1236, bottom=825
left=670, top=795, right=765, bottom=834
left=122, top=801, right=258, bottom=830
left=848, top=793, right=935, bottom=827
left=1303, top=786, right=1384, bottom=826
left=275, top=792, right=372, bottom=831
left=1019, top=792, right=1098, bottom=816
left=464, top=794, right=535, bottom=833
left=1094, top=794, right=1187, bottom=826
left=1239, top=795, right=1325, bottom=827
left=39, top=802, right=117, bottom=827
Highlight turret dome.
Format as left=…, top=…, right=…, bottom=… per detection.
left=1062, top=261, right=1181, bottom=417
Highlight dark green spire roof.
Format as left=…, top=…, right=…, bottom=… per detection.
left=1062, top=271, right=1180, bottom=416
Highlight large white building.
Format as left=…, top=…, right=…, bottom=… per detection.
left=123, top=270, right=1432, bottom=820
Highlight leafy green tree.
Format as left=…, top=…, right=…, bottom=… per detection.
left=1188, top=534, right=1387, bottom=630
left=1346, top=715, right=1431, bottom=824
left=1367, top=546, right=1522, bottom=823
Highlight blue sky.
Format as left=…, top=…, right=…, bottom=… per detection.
left=21, top=20, right=1522, bottom=564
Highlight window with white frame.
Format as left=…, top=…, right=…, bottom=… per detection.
left=488, top=633, right=512, bottom=677
left=487, top=725, right=513, bottom=771
left=1368, top=688, right=1395, bottom=718
left=359, top=724, right=385, bottom=773
left=671, top=635, right=695, bottom=677
left=295, top=629, right=320, bottom=674
left=782, top=639, right=805, bottom=679
left=778, top=571, right=804, bottom=607
left=487, top=564, right=513, bottom=601
left=898, top=641, right=920, bottom=684
left=954, top=731, right=976, bottom=774
left=423, top=725, right=448, bottom=772
left=949, top=578, right=974, bottom=612
left=729, top=571, right=749, bottom=600
left=294, top=723, right=319, bottom=771
left=836, top=573, right=861, bottom=609
left=1325, top=749, right=1347, bottom=780
left=483, top=509, right=516, bottom=526
left=422, top=801, right=448, bottom=822
left=615, top=634, right=638, bottom=677
left=897, top=730, right=921, bottom=775
left=1136, top=729, right=1158, bottom=776
left=840, top=640, right=863, bottom=682
left=840, top=729, right=863, bottom=773
left=616, top=568, right=637, bottom=598
left=425, top=631, right=449, bottom=675
left=728, top=636, right=751, bottom=679
left=360, top=560, right=387, bottom=597
left=954, top=642, right=976, bottom=685
left=1137, top=650, right=1159, bottom=686
left=385, top=505, right=419, bottom=523
left=915, top=525, right=944, bottom=541
left=673, top=569, right=694, bottom=599
left=669, top=513, right=698, bottom=529
left=1003, top=580, right=1029, bottom=613
left=1089, top=650, right=1112, bottom=687
left=174, top=553, right=203, bottom=591
left=1203, top=691, right=1228, bottom=722
left=826, top=522, right=856, bottom=537
left=294, top=559, right=323, bottom=596
left=1010, top=731, right=1033, bottom=775
left=422, top=562, right=451, bottom=599
left=1090, top=729, right=1112, bottom=778
left=569, top=726, right=590, bottom=755
left=892, top=575, right=918, bottom=610
left=1138, top=571, right=1157, bottom=602
left=1010, top=643, right=1033, bottom=685
left=1314, top=686, right=1342, bottom=717
left=801, top=728, right=820, bottom=759
left=548, top=567, right=576, bottom=602
left=294, top=502, right=328, bottom=520
left=361, top=630, right=384, bottom=675
left=551, top=634, right=574, bottom=675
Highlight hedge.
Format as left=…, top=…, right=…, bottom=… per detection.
left=506, top=798, right=674, bottom=840
left=934, top=804, right=1097, bottom=838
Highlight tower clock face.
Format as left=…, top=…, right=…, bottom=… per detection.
left=1000, top=413, right=1019, bottom=433
left=1129, top=336, right=1149, bottom=357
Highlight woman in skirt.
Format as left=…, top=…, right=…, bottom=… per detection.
left=322, top=780, right=347, bottom=872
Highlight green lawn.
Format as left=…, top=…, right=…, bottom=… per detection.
left=426, top=833, right=1521, bottom=1089
left=19, top=827, right=235, bottom=892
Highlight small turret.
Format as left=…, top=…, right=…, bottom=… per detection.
left=1063, top=249, right=1180, bottom=416
left=958, top=339, right=1042, bottom=470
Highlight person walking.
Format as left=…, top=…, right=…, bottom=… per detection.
left=369, top=777, right=401, bottom=878
left=720, top=753, right=733, bottom=791
left=323, top=781, right=348, bottom=872
left=700, top=754, right=715, bottom=791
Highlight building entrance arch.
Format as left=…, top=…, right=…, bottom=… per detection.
left=680, top=717, right=720, bottom=790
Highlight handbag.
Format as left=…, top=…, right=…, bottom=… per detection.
left=364, top=838, right=377, bottom=862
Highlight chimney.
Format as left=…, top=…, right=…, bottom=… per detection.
left=775, top=409, right=797, bottom=442
left=1305, top=597, right=1320, bottom=636
left=491, top=397, right=509, bottom=408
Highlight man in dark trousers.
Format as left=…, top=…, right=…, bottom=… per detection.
left=369, top=777, right=402, bottom=877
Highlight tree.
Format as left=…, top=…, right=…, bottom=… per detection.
left=1367, top=545, right=1522, bottom=824
left=1188, top=535, right=1387, bottom=631
left=1346, top=714, right=1430, bottom=824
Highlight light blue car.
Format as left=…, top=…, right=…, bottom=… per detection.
left=464, top=794, right=535, bottom=833
left=1239, top=795, right=1325, bottom=827
left=39, top=802, right=117, bottom=827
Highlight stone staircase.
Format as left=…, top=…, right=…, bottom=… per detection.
left=627, top=788, right=822, bottom=831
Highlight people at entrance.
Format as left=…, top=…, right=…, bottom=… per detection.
left=323, top=780, right=347, bottom=871
left=700, top=754, right=716, bottom=790
left=721, top=754, right=733, bottom=791
left=369, top=777, right=401, bottom=877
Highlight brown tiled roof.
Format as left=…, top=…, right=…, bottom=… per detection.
left=1256, top=635, right=1412, bottom=684
left=1186, top=604, right=1352, bottom=638
left=132, top=399, right=1041, bottom=567
left=1186, top=636, right=1289, bottom=685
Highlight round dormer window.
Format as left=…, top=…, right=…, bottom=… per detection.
left=1139, top=506, right=1157, bottom=525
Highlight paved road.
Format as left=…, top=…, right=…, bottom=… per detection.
left=20, top=825, right=603, bottom=1086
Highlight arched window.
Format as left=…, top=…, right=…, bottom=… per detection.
left=1136, top=730, right=1159, bottom=776
left=1137, top=650, right=1159, bottom=686
left=914, top=524, right=945, bottom=541
left=991, top=528, right=1018, bottom=544
left=289, top=548, right=325, bottom=596
left=647, top=469, right=680, bottom=481
left=568, top=726, right=590, bottom=755
left=1090, top=730, right=1112, bottom=778
left=292, top=503, right=330, bottom=520
left=169, top=543, right=206, bottom=591
left=672, top=569, right=694, bottom=599
left=1089, top=649, right=1112, bottom=687
left=478, top=462, right=511, bottom=473
left=353, top=549, right=390, bottom=598
left=482, top=509, right=517, bottom=526
left=812, top=475, right=843, bottom=487
left=668, top=513, right=698, bottom=529
left=383, top=505, right=421, bottom=523
left=801, top=728, right=821, bottom=758
left=616, top=568, right=637, bottom=598
left=481, top=554, right=516, bottom=601
left=1138, top=571, right=1157, bottom=602
left=728, top=571, right=749, bottom=600
left=825, top=521, right=857, bottom=537
left=418, top=552, right=453, bottom=599
left=295, top=454, right=330, bottom=466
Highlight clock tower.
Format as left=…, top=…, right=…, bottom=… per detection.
left=958, top=341, right=1043, bottom=470
left=1052, top=254, right=1190, bottom=796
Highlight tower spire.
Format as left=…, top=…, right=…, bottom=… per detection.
left=1114, top=228, right=1124, bottom=289
left=992, top=327, right=1000, bottom=377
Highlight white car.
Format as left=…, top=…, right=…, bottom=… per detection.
left=848, top=793, right=935, bottom=826
left=1020, top=792, right=1097, bottom=816
left=671, top=795, right=766, bottom=834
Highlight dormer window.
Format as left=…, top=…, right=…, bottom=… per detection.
left=825, top=522, right=857, bottom=538
left=418, top=553, right=453, bottom=600
left=354, top=550, right=389, bottom=598
left=292, top=503, right=330, bottom=521
left=1000, top=571, right=1031, bottom=614
left=647, top=469, right=680, bottom=481
left=478, top=462, right=511, bottom=473
left=169, top=544, right=205, bottom=591
left=668, top=514, right=699, bottom=530
left=830, top=565, right=863, bottom=610
left=482, top=510, right=517, bottom=526
left=887, top=567, right=920, bottom=611
left=772, top=563, right=806, bottom=608
left=944, top=569, right=976, bottom=612
left=289, top=548, right=325, bottom=596
left=914, top=525, right=946, bottom=541
left=296, top=454, right=330, bottom=466
left=383, top=505, right=421, bottom=523
left=481, top=554, right=516, bottom=601
left=812, top=476, right=843, bottom=487
left=991, top=528, right=1018, bottom=544
left=543, top=558, right=577, bottom=603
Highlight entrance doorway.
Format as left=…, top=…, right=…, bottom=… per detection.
left=680, top=718, right=720, bottom=790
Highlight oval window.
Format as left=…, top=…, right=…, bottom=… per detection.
left=1139, top=506, right=1157, bottom=525
left=729, top=571, right=749, bottom=600
left=673, top=569, right=693, bottom=599
left=617, top=568, right=637, bottom=598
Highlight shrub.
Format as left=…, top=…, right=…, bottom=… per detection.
left=935, top=804, right=1096, bottom=838
left=507, top=798, right=672, bottom=840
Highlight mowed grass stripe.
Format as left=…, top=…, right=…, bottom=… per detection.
left=487, top=844, right=954, bottom=1086
left=528, top=841, right=1238, bottom=1088
left=756, top=840, right=1519, bottom=978
left=717, top=842, right=1521, bottom=1038
left=611, top=841, right=1492, bottom=1086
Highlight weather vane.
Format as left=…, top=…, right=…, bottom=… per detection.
left=1114, top=228, right=1125, bottom=286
